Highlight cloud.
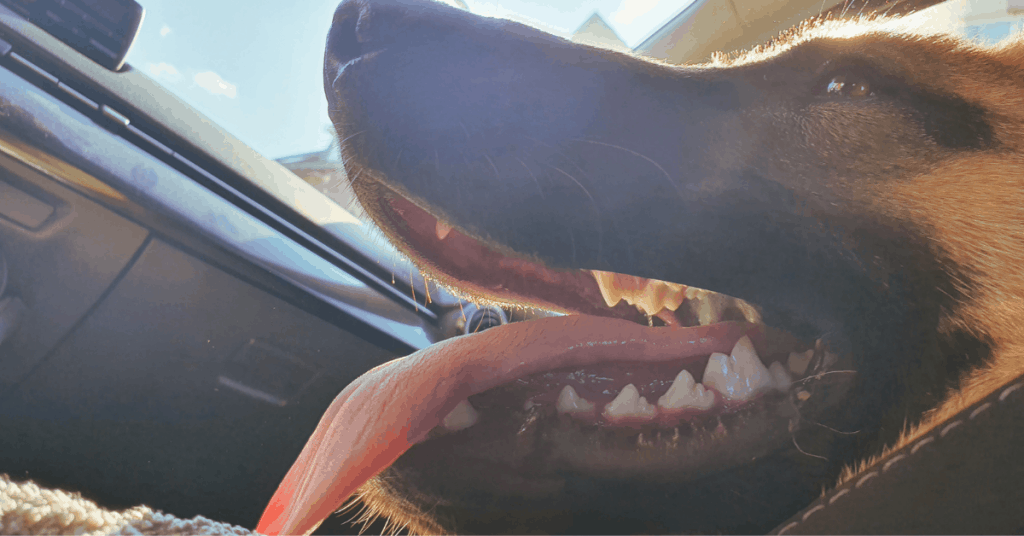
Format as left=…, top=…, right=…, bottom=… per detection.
left=611, top=0, right=663, bottom=26
left=159, top=24, right=171, bottom=37
left=146, top=62, right=181, bottom=82
left=194, top=71, right=237, bottom=98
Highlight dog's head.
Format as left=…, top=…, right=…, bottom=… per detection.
left=261, top=1, right=1024, bottom=533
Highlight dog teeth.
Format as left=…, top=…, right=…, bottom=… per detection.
left=768, top=361, right=792, bottom=391
left=442, top=399, right=479, bottom=431
left=787, top=349, right=813, bottom=376
left=435, top=220, right=453, bottom=240
left=702, top=336, right=773, bottom=402
left=589, top=271, right=765, bottom=324
left=590, top=270, right=685, bottom=315
left=556, top=385, right=595, bottom=414
left=657, top=369, right=715, bottom=410
left=683, top=287, right=763, bottom=325
left=603, top=384, right=657, bottom=421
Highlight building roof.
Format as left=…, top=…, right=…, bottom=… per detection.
left=571, top=12, right=629, bottom=51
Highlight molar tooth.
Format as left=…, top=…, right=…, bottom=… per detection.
left=556, top=385, right=595, bottom=414
left=788, top=349, right=814, bottom=376
left=702, top=336, right=773, bottom=401
left=769, top=361, right=793, bottom=391
left=442, top=399, right=479, bottom=432
left=657, top=369, right=715, bottom=410
left=603, top=384, right=657, bottom=420
left=634, top=280, right=686, bottom=315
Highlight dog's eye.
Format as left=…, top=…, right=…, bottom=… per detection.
left=825, top=74, right=872, bottom=98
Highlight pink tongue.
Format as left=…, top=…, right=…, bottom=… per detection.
left=256, top=315, right=760, bottom=535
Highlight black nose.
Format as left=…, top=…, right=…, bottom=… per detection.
left=326, top=0, right=459, bottom=71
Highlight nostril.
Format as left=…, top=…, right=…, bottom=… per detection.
left=325, top=0, right=369, bottom=68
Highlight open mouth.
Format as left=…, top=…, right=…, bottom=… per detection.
left=368, top=184, right=843, bottom=480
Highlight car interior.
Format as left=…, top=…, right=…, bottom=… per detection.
left=0, top=0, right=1021, bottom=534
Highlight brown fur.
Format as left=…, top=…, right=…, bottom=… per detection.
left=708, top=20, right=1024, bottom=480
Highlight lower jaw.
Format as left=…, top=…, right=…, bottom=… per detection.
left=415, top=389, right=800, bottom=487
left=387, top=395, right=824, bottom=536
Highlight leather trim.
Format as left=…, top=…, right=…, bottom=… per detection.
left=772, top=378, right=1024, bottom=534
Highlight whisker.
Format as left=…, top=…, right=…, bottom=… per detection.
left=810, top=420, right=861, bottom=435
left=516, top=158, right=546, bottom=199
left=347, top=168, right=365, bottom=188
left=793, top=435, right=829, bottom=461
left=572, top=139, right=685, bottom=200
left=552, top=167, right=596, bottom=205
left=792, top=369, right=857, bottom=386
left=339, top=130, right=367, bottom=146
left=483, top=154, right=500, bottom=179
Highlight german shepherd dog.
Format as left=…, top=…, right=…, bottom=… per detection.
left=257, top=0, right=1024, bottom=534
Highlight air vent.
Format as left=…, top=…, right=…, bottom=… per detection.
left=0, top=0, right=144, bottom=70
left=464, top=305, right=508, bottom=334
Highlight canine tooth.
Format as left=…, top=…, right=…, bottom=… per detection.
left=788, top=349, right=814, bottom=376
left=769, top=362, right=793, bottom=391
left=442, top=399, right=479, bottom=431
left=592, top=270, right=625, bottom=308
left=603, top=384, right=657, bottom=420
left=702, top=336, right=772, bottom=401
left=435, top=220, right=453, bottom=240
left=556, top=385, right=595, bottom=414
left=657, top=370, right=715, bottom=410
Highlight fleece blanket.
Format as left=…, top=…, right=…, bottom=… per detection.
left=0, top=475, right=255, bottom=535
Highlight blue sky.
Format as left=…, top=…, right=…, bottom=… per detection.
left=129, top=0, right=693, bottom=160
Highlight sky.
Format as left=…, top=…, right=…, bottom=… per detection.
left=127, top=0, right=693, bottom=160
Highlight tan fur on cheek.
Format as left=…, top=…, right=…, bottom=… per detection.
left=837, top=154, right=1024, bottom=486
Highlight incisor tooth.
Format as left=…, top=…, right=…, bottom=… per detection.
left=435, top=220, right=453, bottom=240
left=603, top=384, right=657, bottom=420
left=657, top=369, right=715, bottom=410
left=769, top=361, right=793, bottom=391
left=702, top=336, right=773, bottom=401
left=556, top=385, right=595, bottom=414
left=787, top=349, right=813, bottom=376
left=442, top=399, right=479, bottom=431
